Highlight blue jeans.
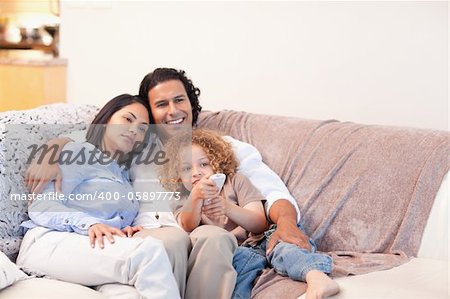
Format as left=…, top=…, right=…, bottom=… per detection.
left=231, top=225, right=333, bottom=299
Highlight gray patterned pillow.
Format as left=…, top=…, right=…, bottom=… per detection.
left=0, top=103, right=99, bottom=261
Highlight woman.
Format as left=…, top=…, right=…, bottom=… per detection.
left=17, top=94, right=180, bottom=299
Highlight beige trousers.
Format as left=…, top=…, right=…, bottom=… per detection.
left=186, top=225, right=238, bottom=299
left=135, top=226, right=190, bottom=298
left=97, top=225, right=237, bottom=299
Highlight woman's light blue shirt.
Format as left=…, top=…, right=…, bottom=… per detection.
left=22, top=142, right=139, bottom=235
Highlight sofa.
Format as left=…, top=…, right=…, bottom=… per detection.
left=0, top=103, right=448, bottom=299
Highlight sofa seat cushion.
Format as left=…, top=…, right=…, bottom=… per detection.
left=0, top=278, right=107, bottom=299
left=0, top=252, right=27, bottom=290
left=317, top=258, right=447, bottom=299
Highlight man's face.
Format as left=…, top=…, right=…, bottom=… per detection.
left=148, top=80, right=193, bottom=140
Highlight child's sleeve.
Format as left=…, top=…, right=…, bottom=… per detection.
left=231, top=173, right=266, bottom=208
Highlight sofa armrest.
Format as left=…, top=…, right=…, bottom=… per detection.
left=417, top=171, right=449, bottom=260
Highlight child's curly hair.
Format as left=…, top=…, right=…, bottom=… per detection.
left=159, top=129, right=239, bottom=193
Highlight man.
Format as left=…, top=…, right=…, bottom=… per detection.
left=25, top=68, right=310, bottom=299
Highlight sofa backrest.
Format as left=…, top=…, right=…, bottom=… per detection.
left=0, top=104, right=99, bottom=260
left=197, top=110, right=450, bottom=257
left=1, top=105, right=448, bottom=261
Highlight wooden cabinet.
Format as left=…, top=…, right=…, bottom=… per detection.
left=0, top=58, right=66, bottom=111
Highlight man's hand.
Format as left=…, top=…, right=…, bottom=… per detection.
left=266, top=199, right=312, bottom=255
left=88, top=223, right=126, bottom=249
left=25, top=162, right=62, bottom=194
left=25, top=137, right=71, bottom=194
left=266, top=219, right=311, bottom=255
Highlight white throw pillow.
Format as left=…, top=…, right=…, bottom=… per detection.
left=0, top=252, right=27, bottom=290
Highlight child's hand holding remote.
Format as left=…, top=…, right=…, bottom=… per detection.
left=202, top=195, right=228, bottom=218
left=190, top=175, right=220, bottom=205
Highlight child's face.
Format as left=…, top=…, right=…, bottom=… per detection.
left=179, top=144, right=214, bottom=191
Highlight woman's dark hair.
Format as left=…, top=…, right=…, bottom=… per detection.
left=138, top=68, right=202, bottom=126
left=86, top=94, right=150, bottom=167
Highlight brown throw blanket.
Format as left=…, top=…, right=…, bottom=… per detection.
left=197, top=110, right=450, bottom=298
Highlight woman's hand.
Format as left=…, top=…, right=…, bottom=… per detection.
left=88, top=223, right=126, bottom=249
left=122, top=225, right=143, bottom=237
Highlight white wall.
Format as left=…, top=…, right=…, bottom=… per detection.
left=59, top=1, right=448, bottom=130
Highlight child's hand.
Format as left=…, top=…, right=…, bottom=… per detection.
left=202, top=195, right=228, bottom=217
left=122, top=225, right=143, bottom=237
left=191, top=176, right=219, bottom=203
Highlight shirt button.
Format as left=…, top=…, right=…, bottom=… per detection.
left=120, top=216, right=124, bottom=220
left=81, top=224, right=86, bottom=228
left=65, top=219, right=69, bottom=223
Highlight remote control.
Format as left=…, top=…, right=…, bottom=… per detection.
left=204, top=173, right=226, bottom=206
left=210, top=173, right=226, bottom=192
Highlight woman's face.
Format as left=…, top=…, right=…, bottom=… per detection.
left=102, top=102, right=149, bottom=156
left=179, top=144, right=214, bottom=191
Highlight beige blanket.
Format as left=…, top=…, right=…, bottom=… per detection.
left=197, top=110, right=449, bottom=298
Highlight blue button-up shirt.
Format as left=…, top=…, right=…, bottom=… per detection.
left=22, top=142, right=139, bottom=235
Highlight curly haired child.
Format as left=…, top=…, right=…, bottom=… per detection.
left=160, top=128, right=339, bottom=299
left=160, top=128, right=268, bottom=243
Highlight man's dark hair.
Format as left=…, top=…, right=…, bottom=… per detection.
left=138, top=68, right=202, bottom=125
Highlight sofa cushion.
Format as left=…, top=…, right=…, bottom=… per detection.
left=0, top=252, right=27, bottom=290
left=0, top=278, right=106, bottom=299
left=0, top=104, right=99, bottom=260
left=317, top=258, right=448, bottom=299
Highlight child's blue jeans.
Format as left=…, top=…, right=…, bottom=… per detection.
left=231, top=224, right=333, bottom=299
